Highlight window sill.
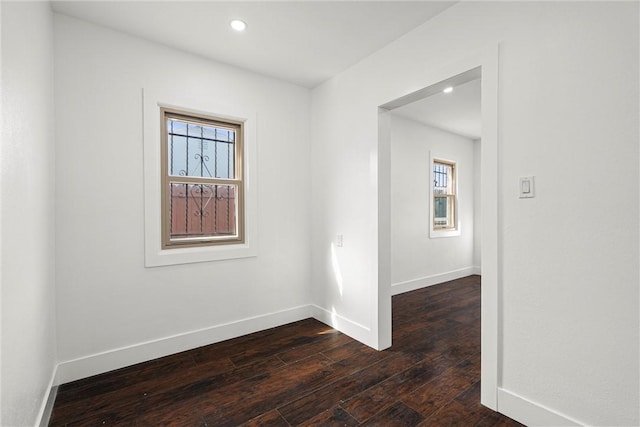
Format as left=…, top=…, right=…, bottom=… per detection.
left=430, top=228, right=461, bottom=239
left=145, top=243, right=257, bottom=267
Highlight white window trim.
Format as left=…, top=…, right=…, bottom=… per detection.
left=142, top=88, right=258, bottom=267
left=429, top=152, right=461, bottom=238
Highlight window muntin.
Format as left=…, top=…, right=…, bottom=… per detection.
left=433, top=159, right=457, bottom=230
left=161, top=108, right=244, bottom=248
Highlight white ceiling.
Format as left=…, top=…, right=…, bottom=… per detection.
left=391, top=78, right=481, bottom=140
left=51, top=1, right=456, bottom=88
left=50, top=1, right=476, bottom=136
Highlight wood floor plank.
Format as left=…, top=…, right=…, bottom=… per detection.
left=359, top=401, right=425, bottom=426
left=51, top=355, right=285, bottom=426
left=239, top=410, right=290, bottom=427
left=320, top=339, right=380, bottom=363
left=192, top=318, right=324, bottom=364
left=297, top=406, right=360, bottom=427
left=50, top=275, right=519, bottom=427
left=418, top=399, right=482, bottom=426
left=58, top=404, right=139, bottom=427
left=402, top=357, right=480, bottom=418
left=340, top=354, right=451, bottom=422
left=206, top=350, right=410, bottom=426
left=136, top=401, right=208, bottom=427
left=276, top=329, right=353, bottom=364
left=225, top=319, right=333, bottom=367
left=277, top=351, right=421, bottom=425
left=201, top=352, right=364, bottom=425
left=54, top=351, right=196, bottom=407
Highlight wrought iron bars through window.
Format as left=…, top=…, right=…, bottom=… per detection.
left=161, top=108, right=244, bottom=248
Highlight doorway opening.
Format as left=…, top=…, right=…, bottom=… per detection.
left=377, top=50, right=499, bottom=410
left=387, top=69, right=481, bottom=295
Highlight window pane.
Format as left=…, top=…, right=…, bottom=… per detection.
left=169, top=135, right=187, bottom=176
left=434, top=196, right=448, bottom=220
left=169, top=183, right=237, bottom=240
left=434, top=163, right=448, bottom=190
left=433, top=162, right=453, bottom=195
left=167, top=117, right=236, bottom=179
left=167, top=119, right=187, bottom=136
left=187, top=123, right=203, bottom=138
left=215, top=141, right=235, bottom=179
left=434, top=195, right=455, bottom=229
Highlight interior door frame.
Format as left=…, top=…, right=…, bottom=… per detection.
left=377, top=45, right=500, bottom=410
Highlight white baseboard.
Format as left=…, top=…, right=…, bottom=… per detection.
left=35, top=365, right=58, bottom=427
left=55, top=305, right=313, bottom=385
left=310, top=304, right=372, bottom=348
left=497, top=388, right=583, bottom=426
left=391, top=267, right=479, bottom=296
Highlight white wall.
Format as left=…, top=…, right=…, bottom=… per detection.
left=54, top=14, right=311, bottom=382
left=311, top=2, right=638, bottom=426
left=390, top=115, right=476, bottom=294
left=1, top=2, right=57, bottom=425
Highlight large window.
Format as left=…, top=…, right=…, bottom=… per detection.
left=161, top=107, right=244, bottom=248
left=432, top=159, right=457, bottom=232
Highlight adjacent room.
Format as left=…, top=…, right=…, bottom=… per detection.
left=2, top=1, right=638, bottom=426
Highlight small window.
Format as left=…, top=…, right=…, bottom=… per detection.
left=161, top=108, right=244, bottom=248
left=432, top=159, right=457, bottom=231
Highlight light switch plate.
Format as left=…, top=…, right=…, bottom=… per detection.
left=519, top=176, right=535, bottom=198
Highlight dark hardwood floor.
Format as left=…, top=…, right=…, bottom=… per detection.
left=50, top=275, right=523, bottom=426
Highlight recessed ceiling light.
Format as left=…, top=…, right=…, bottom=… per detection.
left=230, top=19, right=247, bottom=32
left=443, top=86, right=454, bottom=94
